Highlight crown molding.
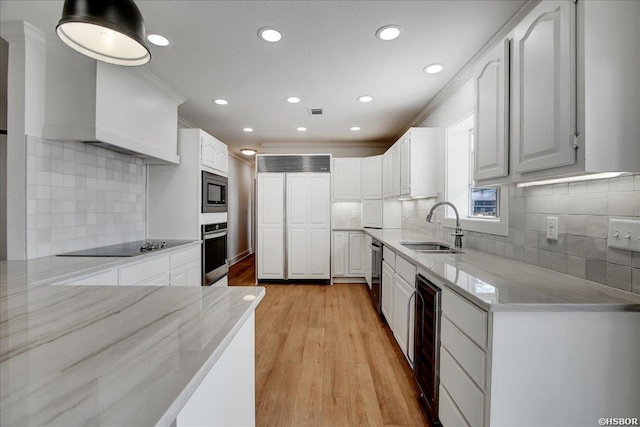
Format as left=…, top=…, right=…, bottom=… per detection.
left=1, top=21, right=45, bottom=47
left=260, top=140, right=390, bottom=148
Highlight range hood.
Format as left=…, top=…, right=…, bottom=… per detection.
left=43, top=38, right=185, bottom=164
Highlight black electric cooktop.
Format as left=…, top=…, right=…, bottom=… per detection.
left=57, top=240, right=195, bottom=257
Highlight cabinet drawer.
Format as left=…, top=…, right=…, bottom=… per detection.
left=57, top=268, right=118, bottom=286
left=441, top=316, right=487, bottom=390
left=440, top=348, right=485, bottom=427
left=395, top=256, right=416, bottom=287
left=439, top=383, right=470, bottom=427
left=170, top=246, right=200, bottom=269
left=383, top=246, right=396, bottom=270
left=442, top=287, right=488, bottom=348
left=119, top=256, right=170, bottom=286
left=130, top=272, right=170, bottom=286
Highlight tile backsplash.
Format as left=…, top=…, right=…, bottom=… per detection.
left=332, top=202, right=362, bottom=229
left=26, top=136, right=146, bottom=259
left=402, top=175, right=640, bottom=295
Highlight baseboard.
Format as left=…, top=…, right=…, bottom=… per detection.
left=331, top=277, right=367, bottom=284
left=229, top=248, right=253, bottom=266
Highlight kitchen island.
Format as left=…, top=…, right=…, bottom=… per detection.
left=0, top=258, right=264, bottom=426
left=366, top=228, right=640, bottom=427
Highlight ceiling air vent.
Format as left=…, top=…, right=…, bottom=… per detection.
left=308, top=108, right=323, bottom=116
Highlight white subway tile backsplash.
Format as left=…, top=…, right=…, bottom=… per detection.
left=608, top=192, right=634, bottom=216
left=26, top=136, right=146, bottom=258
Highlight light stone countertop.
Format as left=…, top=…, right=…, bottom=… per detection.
left=0, top=248, right=265, bottom=426
left=332, top=227, right=365, bottom=231
left=365, top=228, right=640, bottom=312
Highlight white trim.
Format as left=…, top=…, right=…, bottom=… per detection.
left=229, top=248, right=253, bottom=266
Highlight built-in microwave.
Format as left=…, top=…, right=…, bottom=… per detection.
left=202, top=171, right=227, bottom=213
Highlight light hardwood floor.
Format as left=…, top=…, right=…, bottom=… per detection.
left=229, top=255, right=430, bottom=426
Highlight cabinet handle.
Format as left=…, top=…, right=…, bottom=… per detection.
left=407, top=291, right=416, bottom=367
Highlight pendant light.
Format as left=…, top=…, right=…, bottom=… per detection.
left=56, top=0, right=151, bottom=66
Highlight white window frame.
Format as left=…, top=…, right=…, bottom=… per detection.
left=444, top=113, right=509, bottom=237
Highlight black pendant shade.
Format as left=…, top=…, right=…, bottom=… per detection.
left=56, top=0, right=151, bottom=66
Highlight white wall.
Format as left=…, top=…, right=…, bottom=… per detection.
left=227, top=153, right=254, bottom=265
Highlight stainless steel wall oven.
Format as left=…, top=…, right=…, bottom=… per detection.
left=202, top=222, right=228, bottom=286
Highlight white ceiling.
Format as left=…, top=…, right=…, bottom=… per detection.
left=0, top=0, right=528, bottom=155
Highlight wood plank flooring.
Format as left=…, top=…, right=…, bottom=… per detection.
left=228, top=255, right=430, bottom=426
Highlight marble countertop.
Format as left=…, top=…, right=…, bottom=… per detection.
left=366, top=229, right=640, bottom=312
left=0, top=250, right=265, bottom=426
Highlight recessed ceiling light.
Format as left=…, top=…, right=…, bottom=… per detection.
left=297, top=127, right=307, bottom=132
left=424, top=63, right=444, bottom=74
left=358, top=95, right=373, bottom=103
left=243, top=127, right=253, bottom=132
left=241, top=148, right=257, bottom=156
left=350, top=126, right=361, bottom=131
left=376, top=25, right=401, bottom=41
left=286, top=96, right=301, bottom=104
left=258, top=27, right=282, bottom=43
left=147, top=33, right=169, bottom=46
left=213, top=99, right=228, bottom=105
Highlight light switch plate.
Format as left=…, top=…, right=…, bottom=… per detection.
left=546, top=216, right=558, bottom=240
left=608, top=219, right=640, bottom=252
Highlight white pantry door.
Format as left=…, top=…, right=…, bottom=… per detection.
left=287, top=173, right=330, bottom=279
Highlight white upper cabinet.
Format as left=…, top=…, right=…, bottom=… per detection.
left=333, top=158, right=362, bottom=200
left=392, top=143, right=401, bottom=197
left=511, top=0, right=576, bottom=174
left=399, top=128, right=438, bottom=198
left=362, top=200, right=383, bottom=228
left=382, top=153, right=392, bottom=199
left=201, top=131, right=228, bottom=176
left=43, top=40, right=184, bottom=164
left=474, top=38, right=510, bottom=181
left=361, top=156, right=383, bottom=199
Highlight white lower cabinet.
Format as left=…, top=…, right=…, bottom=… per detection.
left=381, top=260, right=395, bottom=330
left=393, top=273, right=415, bottom=363
left=364, top=234, right=372, bottom=287
left=51, top=244, right=201, bottom=287
left=332, top=231, right=366, bottom=279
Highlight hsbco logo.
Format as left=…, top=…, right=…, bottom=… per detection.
left=598, top=418, right=639, bottom=426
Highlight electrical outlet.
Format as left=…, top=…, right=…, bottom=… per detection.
left=608, top=219, right=640, bottom=252
left=546, top=217, right=558, bottom=240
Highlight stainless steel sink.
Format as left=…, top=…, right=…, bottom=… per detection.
left=399, top=242, right=462, bottom=253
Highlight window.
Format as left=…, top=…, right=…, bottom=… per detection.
left=444, top=113, right=508, bottom=236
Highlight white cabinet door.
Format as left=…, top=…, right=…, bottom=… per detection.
left=348, top=232, right=365, bottom=276
left=512, top=0, right=576, bottom=173
left=170, top=267, right=188, bottom=286
left=333, top=158, right=362, bottom=200
left=287, top=173, right=331, bottom=279
left=382, top=153, right=391, bottom=199
left=474, top=38, right=510, bottom=181
left=332, top=232, right=348, bottom=276
left=201, top=132, right=228, bottom=175
left=381, top=261, right=395, bottom=330
left=361, top=156, right=382, bottom=199
left=362, top=200, right=383, bottom=228
left=257, top=173, right=285, bottom=279
left=400, top=136, right=411, bottom=196
left=186, top=262, right=202, bottom=286
left=393, top=274, right=415, bottom=363
left=392, top=144, right=401, bottom=197
left=201, top=134, right=218, bottom=171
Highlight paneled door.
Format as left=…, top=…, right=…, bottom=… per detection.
left=287, top=173, right=331, bottom=279
left=257, top=173, right=284, bottom=279
left=474, top=38, right=510, bottom=181
left=511, top=0, right=576, bottom=173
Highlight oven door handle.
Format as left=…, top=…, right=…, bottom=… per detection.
left=203, top=230, right=228, bottom=240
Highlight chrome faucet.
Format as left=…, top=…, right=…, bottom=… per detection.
left=426, top=201, right=464, bottom=248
